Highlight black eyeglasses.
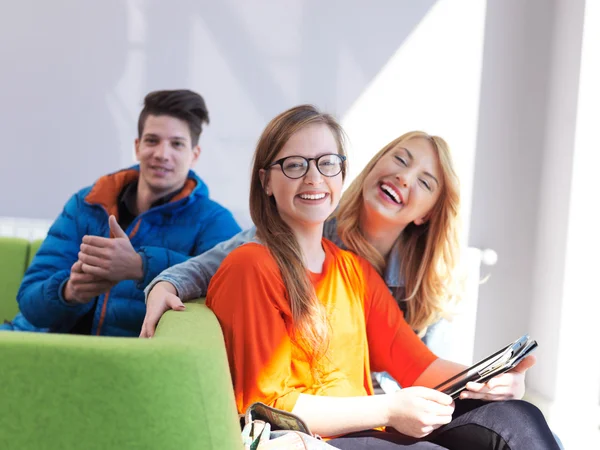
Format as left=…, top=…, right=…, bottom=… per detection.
left=267, top=154, right=346, bottom=179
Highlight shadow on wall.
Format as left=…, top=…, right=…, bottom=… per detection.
left=0, top=0, right=127, bottom=219
left=142, top=0, right=438, bottom=115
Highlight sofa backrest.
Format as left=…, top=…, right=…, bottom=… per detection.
left=0, top=237, right=44, bottom=323
left=28, top=239, right=43, bottom=266
left=0, top=238, right=29, bottom=323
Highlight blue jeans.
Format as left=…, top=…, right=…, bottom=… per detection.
left=329, top=399, right=560, bottom=449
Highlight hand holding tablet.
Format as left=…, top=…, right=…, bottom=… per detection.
left=434, top=334, right=538, bottom=400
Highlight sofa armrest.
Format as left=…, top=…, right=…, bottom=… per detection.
left=0, top=302, right=241, bottom=449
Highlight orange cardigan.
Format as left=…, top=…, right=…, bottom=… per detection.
left=206, top=239, right=436, bottom=415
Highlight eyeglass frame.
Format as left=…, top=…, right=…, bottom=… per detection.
left=265, top=153, right=347, bottom=179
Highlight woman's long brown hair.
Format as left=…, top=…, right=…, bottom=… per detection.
left=250, top=105, right=347, bottom=362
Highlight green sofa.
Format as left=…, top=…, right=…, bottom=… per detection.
left=0, top=237, right=42, bottom=323
left=0, top=237, right=242, bottom=449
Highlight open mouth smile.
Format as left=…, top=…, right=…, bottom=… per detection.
left=379, top=182, right=403, bottom=205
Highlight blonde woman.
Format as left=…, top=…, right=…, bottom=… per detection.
left=336, top=131, right=460, bottom=335
left=195, top=105, right=556, bottom=448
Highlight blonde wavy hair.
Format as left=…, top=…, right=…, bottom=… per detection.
left=250, top=105, right=347, bottom=362
left=336, top=131, right=461, bottom=333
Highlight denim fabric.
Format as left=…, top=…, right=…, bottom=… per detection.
left=328, top=400, right=560, bottom=449
left=145, top=227, right=260, bottom=301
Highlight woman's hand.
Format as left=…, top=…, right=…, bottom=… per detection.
left=460, top=354, right=537, bottom=401
left=386, top=386, right=455, bottom=438
left=139, top=281, right=185, bottom=338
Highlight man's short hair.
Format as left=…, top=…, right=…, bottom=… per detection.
left=138, top=89, right=210, bottom=147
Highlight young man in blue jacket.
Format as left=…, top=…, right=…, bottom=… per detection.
left=0, top=89, right=241, bottom=336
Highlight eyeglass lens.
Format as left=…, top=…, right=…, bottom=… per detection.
left=281, top=154, right=343, bottom=178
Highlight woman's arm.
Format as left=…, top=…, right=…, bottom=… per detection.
left=292, top=388, right=454, bottom=438
left=293, top=393, right=389, bottom=436
left=363, top=262, right=535, bottom=400
left=139, top=281, right=183, bottom=337
left=144, top=227, right=258, bottom=301
left=411, top=358, right=467, bottom=388
left=139, top=228, right=258, bottom=337
left=361, top=260, right=439, bottom=387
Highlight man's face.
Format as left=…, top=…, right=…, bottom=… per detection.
left=135, top=114, right=200, bottom=197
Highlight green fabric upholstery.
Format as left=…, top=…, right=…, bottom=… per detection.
left=27, top=238, right=43, bottom=266
left=0, top=237, right=29, bottom=322
left=0, top=235, right=241, bottom=448
left=0, top=303, right=242, bottom=449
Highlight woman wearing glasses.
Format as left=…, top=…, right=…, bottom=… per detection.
left=182, top=105, right=558, bottom=448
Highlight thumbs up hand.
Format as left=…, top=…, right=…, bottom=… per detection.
left=108, top=214, right=128, bottom=238
left=78, top=215, right=144, bottom=282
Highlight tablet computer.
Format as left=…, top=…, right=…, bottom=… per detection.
left=434, top=334, right=538, bottom=399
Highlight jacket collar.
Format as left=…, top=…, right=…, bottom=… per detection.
left=85, top=165, right=202, bottom=218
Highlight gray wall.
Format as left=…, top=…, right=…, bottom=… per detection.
left=0, top=0, right=438, bottom=228
left=470, top=0, right=556, bottom=357
left=472, top=3, right=600, bottom=446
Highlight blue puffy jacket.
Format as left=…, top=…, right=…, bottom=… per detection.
left=10, top=165, right=241, bottom=336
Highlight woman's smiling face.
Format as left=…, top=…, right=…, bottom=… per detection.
left=362, top=137, right=443, bottom=229
left=261, top=123, right=344, bottom=232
